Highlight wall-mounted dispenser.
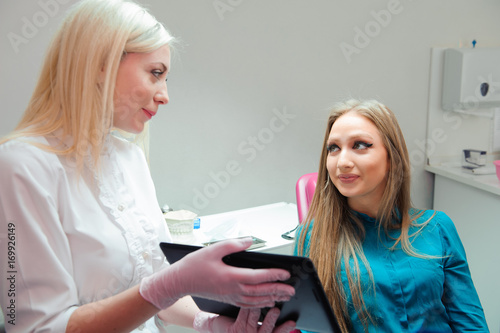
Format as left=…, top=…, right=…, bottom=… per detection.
left=442, top=47, right=500, bottom=111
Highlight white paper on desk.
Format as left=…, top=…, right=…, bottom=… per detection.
left=199, top=218, right=251, bottom=243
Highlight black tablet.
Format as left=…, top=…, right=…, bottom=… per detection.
left=160, top=242, right=341, bottom=332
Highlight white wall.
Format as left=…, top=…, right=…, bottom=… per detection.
left=1, top=0, right=500, bottom=329
left=2, top=0, right=500, bottom=216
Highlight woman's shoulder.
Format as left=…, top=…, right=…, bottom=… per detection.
left=411, top=208, right=456, bottom=232
left=297, top=219, right=314, bottom=234
left=0, top=136, right=61, bottom=175
left=1, top=136, right=51, bottom=159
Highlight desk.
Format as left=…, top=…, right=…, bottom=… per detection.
left=170, top=202, right=299, bottom=255
left=425, top=165, right=500, bottom=196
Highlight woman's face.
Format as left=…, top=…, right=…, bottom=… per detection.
left=113, top=44, right=170, bottom=134
left=326, top=112, right=389, bottom=214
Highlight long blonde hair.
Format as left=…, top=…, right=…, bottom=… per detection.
left=296, top=99, right=431, bottom=332
left=1, top=0, right=175, bottom=173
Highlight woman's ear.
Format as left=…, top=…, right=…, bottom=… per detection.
left=99, top=51, right=126, bottom=83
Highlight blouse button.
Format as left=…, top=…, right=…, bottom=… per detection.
left=138, top=324, right=145, bottom=330
left=142, top=251, right=150, bottom=260
left=117, top=204, right=125, bottom=212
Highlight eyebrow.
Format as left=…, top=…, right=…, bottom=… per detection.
left=327, top=132, right=374, bottom=143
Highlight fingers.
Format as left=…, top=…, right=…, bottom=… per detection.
left=258, top=308, right=280, bottom=333
left=229, top=296, right=282, bottom=309
left=226, top=308, right=260, bottom=332
left=218, top=308, right=296, bottom=333
left=200, top=238, right=293, bottom=284
left=183, top=237, right=296, bottom=309
left=247, top=308, right=261, bottom=326
left=204, top=237, right=253, bottom=257
left=258, top=308, right=296, bottom=333
left=234, top=308, right=296, bottom=333
left=242, top=308, right=261, bottom=331
left=239, top=281, right=295, bottom=298
left=229, top=280, right=295, bottom=308
left=232, top=267, right=292, bottom=284
left=273, top=320, right=297, bottom=333
left=232, top=286, right=294, bottom=308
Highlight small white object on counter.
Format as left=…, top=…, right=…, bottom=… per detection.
left=164, top=210, right=197, bottom=235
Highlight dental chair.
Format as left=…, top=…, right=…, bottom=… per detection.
left=290, top=172, right=318, bottom=333
left=295, top=172, right=318, bottom=223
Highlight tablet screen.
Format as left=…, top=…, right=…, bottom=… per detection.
left=160, top=242, right=341, bottom=332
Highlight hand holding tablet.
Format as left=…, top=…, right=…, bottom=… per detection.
left=141, top=238, right=295, bottom=310
left=160, top=241, right=341, bottom=332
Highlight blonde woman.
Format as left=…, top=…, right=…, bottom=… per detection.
left=294, top=100, right=488, bottom=332
left=0, top=1, right=296, bottom=332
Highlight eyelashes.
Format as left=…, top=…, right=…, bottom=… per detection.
left=152, top=70, right=163, bottom=77
left=326, top=141, right=373, bottom=153
left=152, top=70, right=168, bottom=82
left=326, top=144, right=339, bottom=153
left=354, top=141, right=373, bottom=149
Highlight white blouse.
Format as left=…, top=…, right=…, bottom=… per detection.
left=0, top=135, right=172, bottom=332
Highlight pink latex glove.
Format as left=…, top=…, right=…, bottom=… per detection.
left=193, top=308, right=296, bottom=333
left=139, top=237, right=295, bottom=310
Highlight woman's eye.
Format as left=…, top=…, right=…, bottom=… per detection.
left=353, top=141, right=373, bottom=150
left=326, top=144, right=339, bottom=153
left=152, top=70, right=164, bottom=79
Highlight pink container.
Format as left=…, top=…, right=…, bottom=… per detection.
left=494, top=160, right=500, bottom=181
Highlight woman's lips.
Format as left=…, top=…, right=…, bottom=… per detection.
left=143, top=108, right=155, bottom=119
left=338, top=174, right=359, bottom=183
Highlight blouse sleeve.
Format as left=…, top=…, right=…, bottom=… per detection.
left=0, top=141, right=78, bottom=332
left=437, top=212, right=489, bottom=331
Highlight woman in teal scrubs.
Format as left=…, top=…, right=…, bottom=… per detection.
left=294, top=99, right=488, bottom=332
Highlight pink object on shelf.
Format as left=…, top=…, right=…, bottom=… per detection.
left=295, top=172, right=318, bottom=223
left=494, top=160, right=500, bottom=181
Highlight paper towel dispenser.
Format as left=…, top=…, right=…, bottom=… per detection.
left=442, top=47, right=500, bottom=111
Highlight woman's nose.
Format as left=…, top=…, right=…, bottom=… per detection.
left=337, top=150, right=353, bottom=170
left=155, top=82, right=169, bottom=105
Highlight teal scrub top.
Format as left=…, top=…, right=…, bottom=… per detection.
left=293, top=210, right=489, bottom=332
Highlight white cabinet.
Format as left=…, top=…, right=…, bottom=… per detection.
left=427, top=166, right=500, bottom=332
